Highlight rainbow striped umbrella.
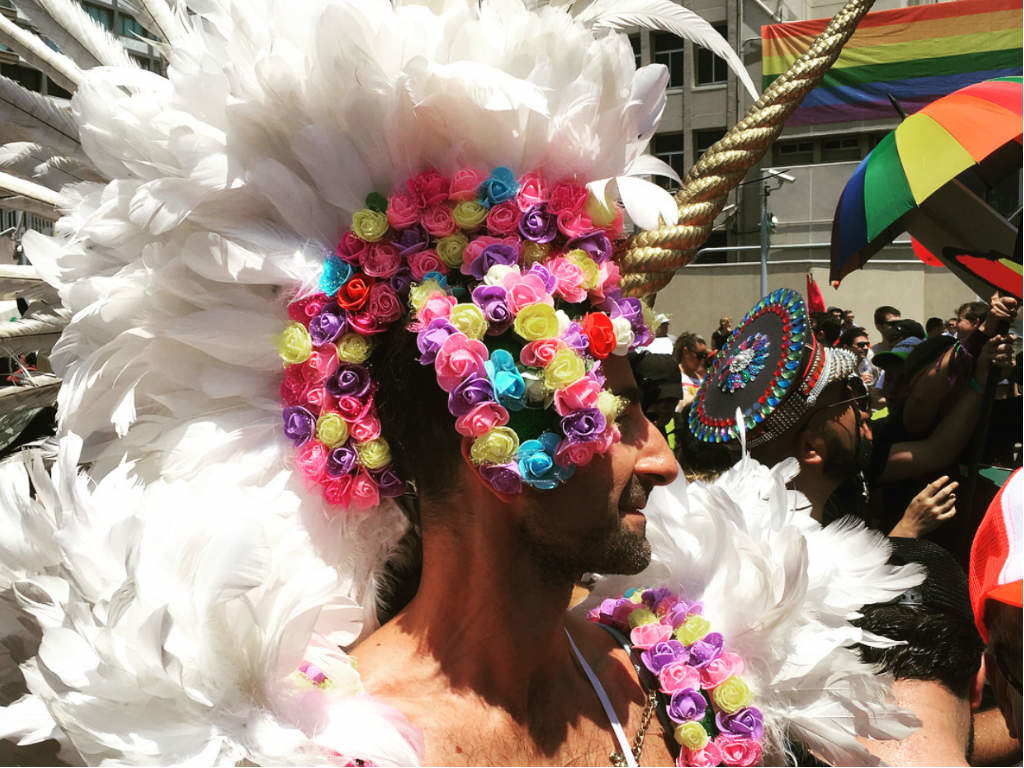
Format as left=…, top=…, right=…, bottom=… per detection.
left=831, top=76, right=1022, bottom=298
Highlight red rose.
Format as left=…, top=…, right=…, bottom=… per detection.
left=280, top=365, right=307, bottom=405
left=336, top=274, right=373, bottom=311
left=286, top=293, right=328, bottom=324
left=486, top=201, right=521, bottom=236
left=336, top=231, right=369, bottom=265
left=547, top=182, right=588, bottom=215
left=407, top=170, right=450, bottom=207
left=582, top=312, right=615, bottom=359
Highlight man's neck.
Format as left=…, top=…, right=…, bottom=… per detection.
left=681, top=363, right=700, bottom=379
left=791, top=469, right=841, bottom=524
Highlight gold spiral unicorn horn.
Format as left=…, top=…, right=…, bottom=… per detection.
left=621, top=0, right=874, bottom=297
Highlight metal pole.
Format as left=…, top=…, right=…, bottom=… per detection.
left=759, top=183, right=770, bottom=296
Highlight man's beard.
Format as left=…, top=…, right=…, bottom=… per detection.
left=822, top=424, right=873, bottom=481
left=515, top=518, right=652, bottom=585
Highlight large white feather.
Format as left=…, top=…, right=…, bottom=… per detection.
left=0, top=11, right=81, bottom=94
left=0, top=76, right=82, bottom=162
left=13, top=0, right=136, bottom=70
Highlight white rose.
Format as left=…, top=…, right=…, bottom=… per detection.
left=555, top=309, right=572, bottom=334
left=611, top=316, right=635, bottom=356
left=484, top=264, right=520, bottom=286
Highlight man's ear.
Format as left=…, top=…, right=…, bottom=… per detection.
left=796, top=426, right=826, bottom=467
left=460, top=437, right=516, bottom=503
left=971, top=656, right=987, bottom=711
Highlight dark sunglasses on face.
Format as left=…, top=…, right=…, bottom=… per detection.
left=695, top=350, right=708, bottom=360
left=854, top=341, right=870, bottom=349
left=824, top=375, right=870, bottom=413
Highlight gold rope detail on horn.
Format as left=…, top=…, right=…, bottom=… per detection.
left=621, top=0, right=874, bottom=297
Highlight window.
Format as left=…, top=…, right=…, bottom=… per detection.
left=773, top=139, right=813, bottom=166
left=629, top=34, right=642, bottom=70
left=652, top=132, right=685, bottom=190
left=1, top=63, right=41, bottom=92
left=83, top=3, right=113, bottom=30
left=694, top=23, right=728, bottom=86
left=118, top=13, right=149, bottom=38
left=46, top=77, right=71, bottom=99
left=821, top=136, right=860, bottom=163
left=693, top=128, right=726, bottom=161
left=653, top=32, right=685, bottom=88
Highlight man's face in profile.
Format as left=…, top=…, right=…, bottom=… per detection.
left=803, top=378, right=873, bottom=482
left=513, top=355, right=676, bottom=581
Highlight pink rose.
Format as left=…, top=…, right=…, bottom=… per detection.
left=407, top=170, right=449, bottom=207
left=302, top=348, right=340, bottom=385
left=449, top=167, right=486, bottom=201
left=591, top=260, right=621, bottom=301
left=336, top=395, right=372, bottom=423
left=434, top=332, right=488, bottom=392
left=714, top=737, right=760, bottom=767
left=417, top=292, right=457, bottom=327
left=630, top=622, right=672, bottom=650
left=296, top=439, right=330, bottom=485
left=553, top=376, right=602, bottom=416
left=347, top=308, right=384, bottom=336
left=349, top=468, right=380, bottom=510
left=602, top=207, right=625, bottom=240
left=596, top=423, right=621, bottom=454
left=280, top=366, right=307, bottom=406
left=557, top=209, right=594, bottom=239
left=516, top=171, right=549, bottom=211
left=700, top=652, right=744, bottom=689
left=546, top=256, right=587, bottom=304
left=486, top=201, right=521, bottom=236
left=360, top=242, right=401, bottom=278
left=454, top=401, right=510, bottom=438
left=349, top=414, right=382, bottom=442
left=367, top=282, right=403, bottom=324
left=501, top=271, right=552, bottom=314
left=554, top=438, right=602, bottom=468
left=287, top=293, right=326, bottom=324
left=322, top=475, right=352, bottom=508
left=408, top=249, right=447, bottom=281
left=520, top=338, right=565, bottom=368
left=421, top=204, right=457, bottom=238
left=386, top=191, right=422, bottom=230
left=681, top=741, right=723, bottom=768
left=547, top=182, right=588, bottom=214
left=336, top=231, right=369, bottom=265
left=658, top=660, right=701, bottom=694
left=304, top=385, right=332, bottom=411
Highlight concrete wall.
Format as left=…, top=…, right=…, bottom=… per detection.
left=652, top=259, right=980, bottom=346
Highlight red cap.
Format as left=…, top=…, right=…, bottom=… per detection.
left=969, top=468, right=1023, bottom=642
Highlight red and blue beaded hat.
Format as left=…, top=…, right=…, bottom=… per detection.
left=688, top=288, right=856, bottom=447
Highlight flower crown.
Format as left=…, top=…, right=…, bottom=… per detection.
left=278, top=167, right=656, bottom=509
left=591, top=588, right=764, bottom=768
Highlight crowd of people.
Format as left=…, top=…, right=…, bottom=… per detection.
left=633, top=291, right=1022, bottom=765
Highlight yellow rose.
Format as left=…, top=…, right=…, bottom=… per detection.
left=449, top=303, right=488, bottom=341
left=408, top=278, right=446, bottom=313
left=336, top=332, right=373, bottom=364
left=674, top=722, right=709, bottom=751
left=437, top=233, right=469, bottom=268
left=566, top=249, right=599, bottom=290
left=674, top=615, right=711, bottom=645
left=521, top=242, right=550, bottom=267
left=585, top=188, right=618, bottom=227
left=712, top=676, right=752, bottom=714
left=355, top=438, right=391, bottom=470
left=513, top=303, right=559, bottom=342
left=278, top=322, right=312, bottom=365
left=543, top=348, right=586, bottom=389
left=452, top=200, right=487, bottom=230
left=351, top=209, right=389, bottom=242
left=469, top=426, right=520, bottom=465
left=628, top=591, right=644, bottom=604
left=627, top=607, right=657, bottom=629
left=315, top=412, right=349, bottom=448
left=597, top=391, right=626, bottom=423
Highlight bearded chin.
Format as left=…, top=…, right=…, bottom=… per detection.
left=516, top=519, right=652, bottom=584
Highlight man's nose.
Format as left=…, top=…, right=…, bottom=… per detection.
left=635, top=416, right=679, bottom=487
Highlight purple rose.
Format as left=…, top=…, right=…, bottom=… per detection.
left=526, top=263, right=558, bottom=294
left=327, top=363, right=371, bottom=399
left=389, top=266, right=413, bottom=297
left=643, top=587, right=673, bottom=605
left=640, top=640, right=688, bottom=675
left=589, top=361, right=606, bottom=387
left=308, top=306, right=346, bottom=346
left=469, top=243, right=519, bottom=281
left=518, top=203, right=558, bottom=243
left=688, top=632, right=724, bottom=668
left=560, top=408, right=606, bottom=443
left=372, top=466, right=406, bottom=498
left=327, top=444, right=357, bottom=476
left=664, top=601, right=694, bottom=628
left=447, top=375, right=495, bottom=417
left=471, top=285, right=512, bottom=329
left=633, top=324, right=653, bottom=349
left=561, top=322, right=589, bottom=354
left=479, top=462, right=523, bottom=494
left=613, top=297, right=644, bottom=326
left=416, top=318, right=459, bottom=365
left=393, top=224, right=428, bottom=257
left=283, top=406, right=316, bottom=446
left=667, top=689, right=707, bottom=724
left=716, top=707, right=764, bottom=741
left=566, top=230, right=612, bottom=263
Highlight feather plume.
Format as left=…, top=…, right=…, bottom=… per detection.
left=0, top=265, right=58, bottom=302
left=0, top=375, right=61, bottom=413
left=0, top=12, right=80, bottom=94
left=13, top=0, right=136, bottom=70
left=0, top=77, right=82, bottom=161
left=0, top=194, right=56, bottom=220
left=0, top=170, right=65, bottom=208
left=118, top=0, right=186, bottom=47
left=572, top=0, right=759, bottom=100
left=0, top=305, right=68, bottom=357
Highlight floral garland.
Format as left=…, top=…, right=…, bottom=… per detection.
left=278, top=167, right=657, bottom=509
left=589, top=588, right=764, bottom=768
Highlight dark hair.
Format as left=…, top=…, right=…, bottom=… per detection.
left=925, top=316, right=944, bottom=334
left=676, top=403, right=741, bottom=477
left=816, top=315, right=842, bottom=346
left=957, top=301, right=989, bottom=325
left=854, top=539, right=984, bottom=699
left=874, top=305, right=900, bottom=324
left=673, top=332, right=705, bottom=365
left=826, top=306, right=843, bottom=315
left=838, top=326, right=868, bottom=348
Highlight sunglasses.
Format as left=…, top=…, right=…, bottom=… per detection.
left=854, top=341, right=870, bottom=349
left=823, top=375, right=870, bottom=413
left=695, top=350, right=708, bottom=360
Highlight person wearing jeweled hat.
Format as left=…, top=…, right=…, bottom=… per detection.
left=689, top=289, right=1013, bottom=523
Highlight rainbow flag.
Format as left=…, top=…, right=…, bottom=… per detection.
left=762, top=0, right=1022, bottom=126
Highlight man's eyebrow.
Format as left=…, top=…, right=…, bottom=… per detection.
left=614, top=386, right=643, bottom=405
